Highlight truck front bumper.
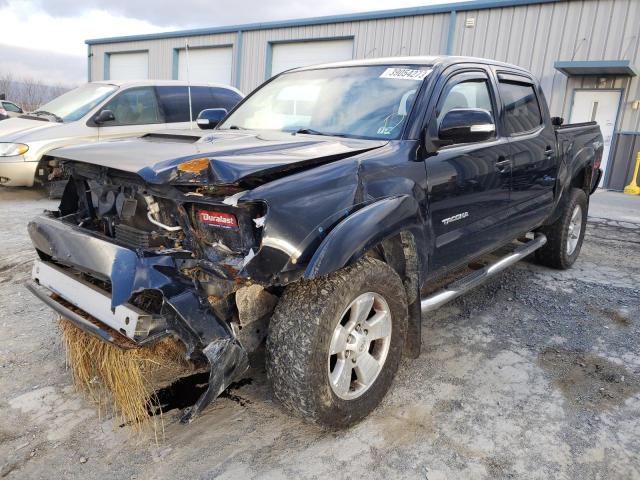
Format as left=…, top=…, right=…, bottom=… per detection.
left=28, top=260, right=161, bottom=349
left=27, top=212, right=235, bottom=348
left=27, top=213, right=249, bottom=421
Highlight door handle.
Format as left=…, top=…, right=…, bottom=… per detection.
left=495, top=157, right=512, bottom=172
left=544, top=147, right=554, bottom=158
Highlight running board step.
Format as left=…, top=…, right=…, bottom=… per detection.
left=420, top=233, right=547, bottom=313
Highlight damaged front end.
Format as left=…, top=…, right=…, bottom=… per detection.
left=27, top=163, right=278, bottom=423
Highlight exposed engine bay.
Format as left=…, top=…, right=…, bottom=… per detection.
left=28, top=163, right=278, bottom=422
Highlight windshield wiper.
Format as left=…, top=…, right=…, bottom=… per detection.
left=31, top=110, right=63, bottom=122
left=228, top=125, right=245, bottom=130
left=293, top=128, right=346, bottom=137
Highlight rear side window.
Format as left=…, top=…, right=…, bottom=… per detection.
left=210, top=87, right=242, bottom=112
left=156, top=86, right=241, bottom=122
left=190, top=87, right=220, bottom=119
left=498, top=81, right=542, bottom=135
left=156, top=86, right=190, bottom=123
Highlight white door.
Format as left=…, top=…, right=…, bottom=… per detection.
left=570, top=89, right=621, bottom=185
left=109, top=52, right=149, bottom=81
left=270, top=39, right=353, bottom=77
left=178, top=47, right=233, bottom=85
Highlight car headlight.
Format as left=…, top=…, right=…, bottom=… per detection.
left=0, top=143, right=29, bottom=157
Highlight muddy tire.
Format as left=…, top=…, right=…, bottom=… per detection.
left=266, top=257, right=408, bottom=428
left=535, top=188, right=588, bottom=269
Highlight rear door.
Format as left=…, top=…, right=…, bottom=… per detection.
left=496, top=72, right=557, bottom=235
left=425, top=66, right=512, bottom=271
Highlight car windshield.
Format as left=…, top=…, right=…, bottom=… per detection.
left=35, top=83, right=119, bottom=122
left=218, top=65, right=431, bottom=140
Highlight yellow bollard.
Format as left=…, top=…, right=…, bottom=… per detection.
left=623, top=151, right=640, bottom=195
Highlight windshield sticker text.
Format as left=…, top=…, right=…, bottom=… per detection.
left=379, top=68, right=431, bottom=81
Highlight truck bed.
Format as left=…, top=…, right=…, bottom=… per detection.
left=555, top=121, right=603, bottom=192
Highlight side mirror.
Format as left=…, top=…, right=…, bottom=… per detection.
left=94, top=109, right=115, bottom=125
left=438, top=108, right=495, bottom=144
left=551, top=116, right=564, bottom=126
left=196, top=108, right=227, bottom=129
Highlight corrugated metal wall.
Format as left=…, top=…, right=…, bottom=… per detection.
left=88, top=0, right=640, bottom=189
left=89, top=14, right=450, bottom=93
left=238, top=14, right=449, bottom=93
left=88, top=0, right=640, bottom=128
left=90, top=32, right=239, bottom=84
left=451, top=0, right=640, bottom=131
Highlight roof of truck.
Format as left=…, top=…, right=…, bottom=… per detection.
left=292, top=55, right=532, bottom=75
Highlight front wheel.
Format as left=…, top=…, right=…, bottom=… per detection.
left=535, top=188, right=588, bottom=269
left=266, top=257, right=408, bottom=428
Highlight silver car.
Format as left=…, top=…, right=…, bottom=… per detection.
left=0, top=101, right=23, bottom=118
left=0, top=80, right=243, bottom=187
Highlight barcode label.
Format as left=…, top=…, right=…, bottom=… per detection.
left=379, top=68, right=431, bottom=81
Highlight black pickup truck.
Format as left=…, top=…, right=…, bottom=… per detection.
left=27, top=56, right=603, bottom=427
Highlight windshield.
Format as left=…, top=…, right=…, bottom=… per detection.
left=35, top=83, right=119, bottom=122
left=219, top=65, right=431, bottom=140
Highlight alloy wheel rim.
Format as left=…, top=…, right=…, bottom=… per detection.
left=566, top=205, right=583, bottom=255
left=327, top=292, right=392, bottom=400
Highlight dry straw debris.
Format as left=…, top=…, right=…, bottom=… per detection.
left=59, top=318, right=195, bottom=434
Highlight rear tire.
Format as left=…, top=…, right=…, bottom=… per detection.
left=535, top=188, right=588, bottom=269
left=266, top=257, right=407, bottom=428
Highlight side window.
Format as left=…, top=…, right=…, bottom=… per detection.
left=210, top=88, right=243, bottom=112
left=101, top=87, right=162, bottom=126
left=156, top=86, right=238, bottom=122
left=437, top=79, right=494, bottom=126
left=3, top=102, right=21, bottom=113
left=498, top=80, right=542, bottom=135
left=156, top=86, right=190, bottom=123
left=190, top=86, right=216, bottom=119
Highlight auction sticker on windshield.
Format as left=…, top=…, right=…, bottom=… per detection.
left=379, top=68, right=431, bottom=81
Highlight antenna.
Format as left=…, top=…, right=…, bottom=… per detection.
left=185, top=41, right=193, bottom=130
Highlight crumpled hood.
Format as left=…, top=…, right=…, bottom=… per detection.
left=0, top=116, right=63, bottom=142
left=52, top=130, right=387, bottom=185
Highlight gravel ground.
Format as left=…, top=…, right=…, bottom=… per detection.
left=0, top=187, right=638, bottom=480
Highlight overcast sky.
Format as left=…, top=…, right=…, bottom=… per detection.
left=0, top=0, right=467, bottom=86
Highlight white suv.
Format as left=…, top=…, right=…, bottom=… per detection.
left=0, top=80, right=243, bottom=187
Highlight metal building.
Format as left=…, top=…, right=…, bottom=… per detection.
left=86, top=0, right=640, bottom=190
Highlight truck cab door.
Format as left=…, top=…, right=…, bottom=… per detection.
left=425, top=68, right=512, bottom=272
left=495, top=73, right=557, bottom=236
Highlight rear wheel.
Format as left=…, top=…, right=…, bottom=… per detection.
left=266, top=257, right=407, bottom=428
left=535, top=188, right=588, bottom=269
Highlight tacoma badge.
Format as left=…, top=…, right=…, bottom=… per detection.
left=441, top=212, right=469, bottom=225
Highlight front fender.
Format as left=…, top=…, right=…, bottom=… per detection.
left=304, top=195, right=421, bottom=279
